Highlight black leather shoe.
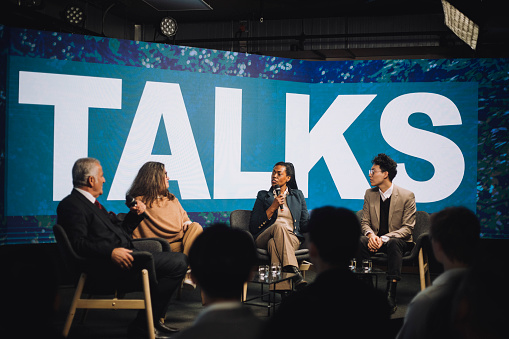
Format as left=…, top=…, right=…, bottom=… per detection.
left=155, top=320, right=179, bottom=334
left=128, top=321, right=172, bottom=339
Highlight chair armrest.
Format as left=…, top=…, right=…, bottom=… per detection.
left=243, top=230, right=255, bottom=242
left=131, top=251, right=158, bottom=285
left=133, top=238, right=171, bottom=253
left=414, top=232, right=430, bottom=249
left=406, top=233, right=430, bottom=260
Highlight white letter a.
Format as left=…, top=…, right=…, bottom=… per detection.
left=109, top=82, right=210, bottom=200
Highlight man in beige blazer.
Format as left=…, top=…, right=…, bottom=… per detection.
left=358, top=153, right=416, bottom=313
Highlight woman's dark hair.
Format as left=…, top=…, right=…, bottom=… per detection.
left=273, top=161, right=298, bottom=190
left=127, top=161, right=174, bottom=207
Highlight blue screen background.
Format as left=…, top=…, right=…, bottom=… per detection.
left=1, top=26, right=507, bottom=243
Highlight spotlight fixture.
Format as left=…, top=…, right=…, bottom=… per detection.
left=64, top=5, right=85, bottom=26
left=160, top=16, right=178, bottom=38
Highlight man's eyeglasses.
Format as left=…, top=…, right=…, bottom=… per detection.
left=368, top=169, right=383, bottom=176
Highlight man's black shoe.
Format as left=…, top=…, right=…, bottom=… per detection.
left=155, top=320, right=179, bottom=334
left=386, top=280, right=398, bottom=314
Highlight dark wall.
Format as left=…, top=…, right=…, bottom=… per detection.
left=0, top=242, right=72, bottom=286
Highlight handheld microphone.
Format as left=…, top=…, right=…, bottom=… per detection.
left=125, top=194, right=147, bottom=218
left=274, top=185, right=283, bottom=210
left=125, top=194, right=137, bottom=208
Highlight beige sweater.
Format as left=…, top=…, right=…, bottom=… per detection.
left=132, top=196, right=191, bottom=243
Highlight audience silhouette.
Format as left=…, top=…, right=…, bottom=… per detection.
left=449, top=252, right=505, bottom=339
left=397, top=206, right=481, bottom=339
left=262, top=206, right=391, bottom=339
left=174, top=223, right=263, bottom=339
left=14, top=204, right=502, bottom=339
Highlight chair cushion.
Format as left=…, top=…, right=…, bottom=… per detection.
left=133, top=239, right=163, bottom=253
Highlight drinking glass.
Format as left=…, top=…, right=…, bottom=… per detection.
left=362, top=259, right=372, bottom=272
left=270, top=263, right=281, bottom=276
left=349, top=258, right=357, bottom=271
left=258, top=265, right=269, bottom=279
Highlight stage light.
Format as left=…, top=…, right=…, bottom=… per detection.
left=441, top=0, right=479, bottom=50
left=160, top=16, right=178, bottom=37
left=64, top=5, right=85, bottom=26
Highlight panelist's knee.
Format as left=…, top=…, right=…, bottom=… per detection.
left=175, top=252, right=189, bottom=274
left=359, top=235, right=370, bottom=247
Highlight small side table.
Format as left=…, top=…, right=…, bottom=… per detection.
left=243, top=272, right=297, bottom=316
left=351, top=267, right=384, bottom=288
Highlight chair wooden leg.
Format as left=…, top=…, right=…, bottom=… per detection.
left=422, top=251, right=431, bottom=287
left=63, top=273, right=87, bottom=337
left=141, top=269, right=155, bottom=339
left=242, top=282, right=248, bottom=302
left=418, top=248, right=430, bottom=291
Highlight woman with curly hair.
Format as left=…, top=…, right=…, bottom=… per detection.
left=127, top=161, right=202, bottom=289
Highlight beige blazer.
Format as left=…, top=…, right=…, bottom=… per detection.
left=360, top=184, right=416, bottom=242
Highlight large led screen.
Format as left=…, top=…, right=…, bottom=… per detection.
left=1, top=26, right=507, bottom=244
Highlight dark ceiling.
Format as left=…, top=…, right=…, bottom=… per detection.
left=1, top=0, right=508, bottom=59
left=0, top=0, right=448, bottom=25
left=1, top=0, right=447, bottom=25
left=107, top=0, right=446, bottom=23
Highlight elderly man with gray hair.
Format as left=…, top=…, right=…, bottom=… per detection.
left=57, top=157, right=188, bottom=339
